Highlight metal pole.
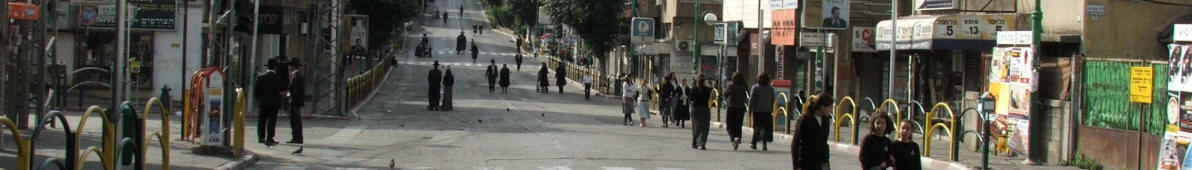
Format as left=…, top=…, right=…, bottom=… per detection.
left=888, top=0, right=897, bottom=99
left=1032, top=0, right=1044, bottom=165
left=182, top=0, right=189, bottom=104
left=115, top=0, right=127, bottom=114
left=694, top=0, right=700, bottom=76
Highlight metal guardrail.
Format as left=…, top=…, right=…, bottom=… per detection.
left=74, top=106, right=115, bottom=170
left=924, top=102, right=957, bottom=161
left=1, top=116, right=31, bottom=170
left=5, top=96, right=178, bottom=170
left=876, top=99, right=902, bottom=137
left=833, top=97, right=860, bottom=145
left=710, top=88, right=721, bottom=122
left=347, top=58, right=393, bottom=109
left=774, top=93, right=790, bottom=134
left=142, top=98, right=172, bottom=170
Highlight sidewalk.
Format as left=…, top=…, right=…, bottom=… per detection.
left=0, top=109, right=242, bottom=170
left=705, top=114, right=1080, bottom=170
left=492, top=28, right=622, bottom=100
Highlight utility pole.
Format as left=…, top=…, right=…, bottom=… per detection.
left=887, top=0, right=897, bottom=100
left=1, top=0, right=9, bottom=129
left=1031, top=0, right=1044, bottom=166
left=693, top=0, right=700, bottom=76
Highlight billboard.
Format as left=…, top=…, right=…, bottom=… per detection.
left=802, top=0, right=848, bottom=30
left=770, top=9, right=798, bottom=45
left=1171, top=44, right=1192, bottom=92
left=989, top=46, right=1035, bottom=156
left=343, top=15, right=369, bottom=52
left=852, top=27, right=875, bottom=52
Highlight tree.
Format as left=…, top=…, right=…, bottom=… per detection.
left=351, top=0, right=422, bottom=51
left=543, top=0, right=627, bottom=60
left=507, top=0, right=537, bottom=31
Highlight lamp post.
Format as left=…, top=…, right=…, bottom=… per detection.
left=693, top=0, right=701, bottom=75
left=703, top=12, right=720, bottom=87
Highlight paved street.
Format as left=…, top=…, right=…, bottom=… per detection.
left=244, top=0, right=861, bottom=169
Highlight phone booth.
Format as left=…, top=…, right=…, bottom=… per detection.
left=184, top=67, right=227, bottom=146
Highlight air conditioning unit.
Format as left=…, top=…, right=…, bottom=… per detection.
left=675, top=40, right=693, bottom=52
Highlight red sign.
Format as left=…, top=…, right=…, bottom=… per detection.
left=770, top=9, right=798, bottom=46
left=8, top=3, right=40, bottom=21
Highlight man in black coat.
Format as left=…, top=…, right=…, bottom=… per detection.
left=456, top=32, right=467, bottom=54
left=471, top=41, right=479, bottom=63
left=486, top=59, right=498, bottom=93
left=555, top=64, right=566, bottom=93
left=428, top=61, right=443, bottom=110
left=537, top=63, right=549, bottom=93
left=499, top=64, right=511, bottom=93
left=285, top=58, right=305, bottom=144
left=254, top=59, right=286, bottom=146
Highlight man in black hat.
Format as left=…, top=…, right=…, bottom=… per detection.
left=556, top=64, right=567, bottom=94
left=486, top=59, right=498, bottom=93
left=428, top=61, right=443, bottom=110
left=254, top=58, right=285, bottom=146
left=285, top=58, right=305, bottom=144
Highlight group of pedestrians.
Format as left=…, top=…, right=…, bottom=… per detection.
left=485, top=59, right=513, bottom=93
left=254, top=56, right=306, bottom=146
left=427, top=60, right=456, bottom=111
left=537, top=63, right=567, bottom=94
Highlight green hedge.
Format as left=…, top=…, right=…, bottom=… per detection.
left=1082, top=61, right=1170, bottom=136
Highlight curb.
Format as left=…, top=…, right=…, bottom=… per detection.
left=215, top=153, right=258, bottom=170
left=708, top=121, right=972, bottom=170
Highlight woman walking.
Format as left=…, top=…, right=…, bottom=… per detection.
left=689, top=75, right=713, bottom=150
left=724, top=72, right=749, bottom=150
left=859, top=111, right=895, bottom=170
left=636, top=79, right=652, bottom=127
left=623, top=75, right=637, bottom=126
left=660, top=73, right=676, bottom=127
left=673, top=79, right=691, bottom=128
left=749, top=72, right=775, bottom=151
left=792, top=94, right=834, bottom=170
left=441, top=67, right=455, bottom=111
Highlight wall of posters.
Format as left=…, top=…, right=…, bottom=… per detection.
left=1170, top=44, right=1192, bottom=92
left=989, top=46, right=1035, bottom=155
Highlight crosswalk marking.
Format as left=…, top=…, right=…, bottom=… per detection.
left=434, top=50, right=522, bottom=56
left=602, top=167, right=636, bottom=170
left=539, top=166, right=573, bottom=170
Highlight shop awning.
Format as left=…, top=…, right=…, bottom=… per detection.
left=875, top=14, right=1024, bottom=51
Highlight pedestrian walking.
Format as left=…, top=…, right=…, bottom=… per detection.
left=428, top=61, right=443, bottom=110
left=659, top=73, right=676, bottom=127
left=254, top=59, right=285, bottom=146
left=674, top=79, right=690, bottom=128
left=442, top=12, right=448, bottom=24
left=622, top=75, right=637, bottom=126
left=486, top=59, right=498, bottom=93
left=689, top=75, right=713, bottom=150
left=749, top=72, right=775, bottom=150
left=724, top=72, right=749, bottom=150
left=556, top=64, right=567, bottom=93
left=471, top=41, right=479, bottom=63
left=441, top=67, right=455, bottom=111
left=500, top=64, right=511, bottom=93
left=792, top=93, right=834, bottom=170
left=636, top=79, right=652, bottom=127
left=538, top=63, right=550, bottom=93
left=892, top=119, right=922, bottom=170
left=860, top=111, right=895, bottom=170
left=457, top=32, right=467, bottom=54
left=285, top=58, right=306, bottom=144
left=479, top=24, right=484, bottom=34
left=515, top=52, right=524, bottom=71
left=583, top=74, right=593, bottom=100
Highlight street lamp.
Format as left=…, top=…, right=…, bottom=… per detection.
left=703, top=12, right=723, bottom=88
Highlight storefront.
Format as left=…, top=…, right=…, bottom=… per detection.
left=875, top=14, right=1025, bottom=112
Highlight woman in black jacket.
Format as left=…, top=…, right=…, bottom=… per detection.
left=673, top=78, right=691, bottom=128
left=689, top=75, right=713, bottom=150
left=859, top=111, right=895, bottom=170
left=724, top=72, right=749, bottom=150
left=792, top=94, right=833, bottom=170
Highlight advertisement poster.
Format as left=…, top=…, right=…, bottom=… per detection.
left=1171, top=44, right=1191, bottom=92
left=801, top=0, right=849, bottom=30
left=343, top=15, right=370, bottom=52
left=989, top=46, right=1035, bottom=156
left=1159, top=128, right=1191, bottom=170
left=852, top=27, right=876, bottom=52
left=200, top=73, right=224, bottom=146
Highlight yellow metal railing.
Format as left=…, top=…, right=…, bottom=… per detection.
left=774, top=93, right=790, bottom=133
left=710, top=88, right=721, bottom=122
left=833, top=97, right=859, bottom=145
left=142, top=98, right=172, bottom=170
left=875, top=99, right=903, bottom=137
left=924, top=102, right=956, bottom=161
left=75, top=106, right=115, bottom=170
left=347, top=59, right=392, bottom=109
left=233, top=88, right=248, bottom=156
left=1, top=117, right=31, bottom=170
